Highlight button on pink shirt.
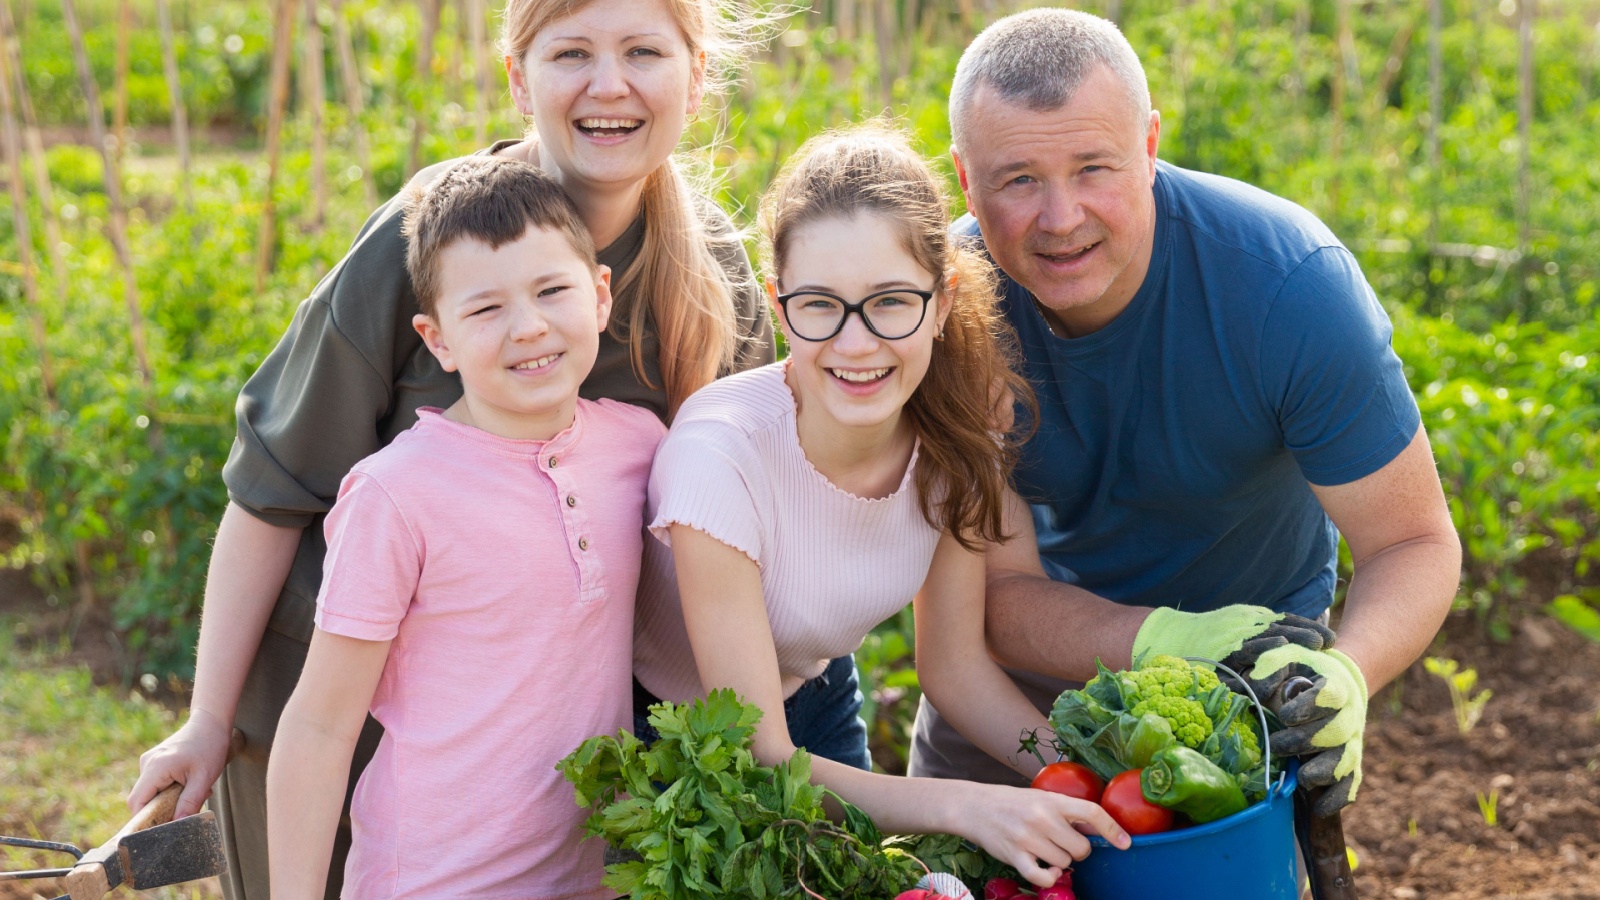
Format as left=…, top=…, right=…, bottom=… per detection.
left=315, top=401, right=664, bottom=899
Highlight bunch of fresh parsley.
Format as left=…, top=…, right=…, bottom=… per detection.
left=557, top=689, right=922, bottom=899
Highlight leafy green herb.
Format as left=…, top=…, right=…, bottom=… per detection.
left=557, top=689, right=920, bottom=899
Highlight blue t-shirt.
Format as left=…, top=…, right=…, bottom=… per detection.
left=963, top=162, right=1420, bottom=619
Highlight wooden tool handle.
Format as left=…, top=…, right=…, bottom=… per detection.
left=61, top=728, right=246, bottom=900
left=1297, top=785, right=1359, bottom=900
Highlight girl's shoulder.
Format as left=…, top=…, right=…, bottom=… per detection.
left=670, top=363, right=793, bottom=437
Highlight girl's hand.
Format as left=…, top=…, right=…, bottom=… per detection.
left=128, top=708, right=233, bottom=819
left=952, top=780, right=1130, bottom=889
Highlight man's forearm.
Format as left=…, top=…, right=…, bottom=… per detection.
left=983, top=572, right=1150, bottom=683
left=1330, top=532, right=1461, bottom=692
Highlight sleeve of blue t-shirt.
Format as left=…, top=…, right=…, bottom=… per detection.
left=1258, top=246, right=1421, bottom=486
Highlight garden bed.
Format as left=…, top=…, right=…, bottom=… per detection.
left=4, top=554, right=1598, bottom=899
left=1346, top=594, right=1600, bottom=898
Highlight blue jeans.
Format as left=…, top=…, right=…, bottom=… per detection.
left=632, top=654, right=872, bottom=771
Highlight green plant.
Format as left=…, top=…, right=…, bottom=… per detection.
left=1423, top=657, right=1494, bottom=735
left=1476, top=789, right=1500, bottom=828
left=1546, top=594, right=1600, bottom=644
left=556, top=689, right=919, bottom=900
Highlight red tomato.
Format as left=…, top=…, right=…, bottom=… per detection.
left=1030, top=761, right=1104, bottom=803
left=1099, top=769, right=1175, bottom=835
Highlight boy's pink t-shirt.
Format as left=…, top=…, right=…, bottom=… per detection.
left=315, top=401, right=664, bottom=900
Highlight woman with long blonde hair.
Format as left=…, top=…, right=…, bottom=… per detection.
left=128, top=1, right=775, bottom=896
left=634, top=123, right=1131, bottom=889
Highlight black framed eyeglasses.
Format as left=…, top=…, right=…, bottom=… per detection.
left=775, top=288, right=935, bottom=342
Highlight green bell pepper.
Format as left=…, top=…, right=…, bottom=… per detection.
left=1140, top=745, right=1249, bottom=824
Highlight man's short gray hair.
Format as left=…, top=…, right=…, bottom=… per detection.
left=949, top=8, right=1150, bottom=152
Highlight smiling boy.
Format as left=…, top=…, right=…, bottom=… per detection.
left=265, top=157, right=665, bottom=900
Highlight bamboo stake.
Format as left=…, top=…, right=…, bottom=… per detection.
left=872, top=0, right=894, bottom=108
left=0, top=0, right=66, bottom=290
left=1329, top=0, right=1349, bottom=219
left=1516, top=0, right=1533, bottom=319
left=0, top=29, right=55, bottom=407
left=898, top=0, right=917, bottom=87
left=1426, top=0, right=1442, bottom=308
left=470, top=0, right=489, bottom=146
left=1288, top=1, right=1309, bottom=100
left=155, top=0, right=191, bottom=211
left=331, top=0, right=378, bottom=208
left=112, top=0, right=131, bottom=164
left=405, top=0, right=440, bottom=177
left=303, top=0, right=328, bottom=231
left=254, top=0, right=295, bottom=294
left=1371, top=18, right=1416, bottom=116
left=61, top=0, right=153, bottom=388
left=1, top=21, right=100, bottom=614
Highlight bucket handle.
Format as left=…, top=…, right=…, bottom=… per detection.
left=1184, top=656, right=1284, bottom=801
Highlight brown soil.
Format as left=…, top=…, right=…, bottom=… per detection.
left=1346, top=603, right=1600, bottom=899
left=3, top=543, right=1598, bottom=899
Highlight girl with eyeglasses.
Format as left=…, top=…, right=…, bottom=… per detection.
left=632, top=124, right=1130, bottom=889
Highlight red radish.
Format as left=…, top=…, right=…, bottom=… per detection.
left=893, top=891, right=935, bottom=900
left=984, top=877, right=1025, bottom=899
left=916, top=872, right=974, bottom=899
left=1037, top=870, right=1075, bottom=900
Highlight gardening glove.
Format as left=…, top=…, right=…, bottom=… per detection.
left=1131, top=605, right=1335, bottom=670
left=1229, top=644, right=1368, bottom=817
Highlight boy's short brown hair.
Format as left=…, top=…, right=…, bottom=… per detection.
left=402, top=156, right=597, bottom=319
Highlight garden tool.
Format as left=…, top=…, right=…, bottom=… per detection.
left=0, top=728, right=241, bottom=900
left=1268, top=676, right=1358, bottom=900
left=60, top=727, right=246, bottom=898
left=58, top=785, right=229, bottom=900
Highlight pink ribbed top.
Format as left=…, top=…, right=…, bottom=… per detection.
left=634, top=362, right=940, bottom=703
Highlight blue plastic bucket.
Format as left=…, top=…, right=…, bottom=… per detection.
left=1072, top=762, right=1300, bottom=900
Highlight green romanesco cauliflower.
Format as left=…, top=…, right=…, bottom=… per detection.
left=1221, top=715, right=1263, bottom=768
left=1128, top=658, right=1196, bottom=699
left=1130, top=695, right=1214, bottom=749
left=1130, top=656, right=1221, bottom=698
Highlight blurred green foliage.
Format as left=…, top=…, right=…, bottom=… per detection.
left=1, top=0, right=1596, bottom=691
left=0, top=624, right=205, bottom=898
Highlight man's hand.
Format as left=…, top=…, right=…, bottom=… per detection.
left=1131, top=605, right=1334, bottom=669
left=1230, top=644, right=1368, bottom=816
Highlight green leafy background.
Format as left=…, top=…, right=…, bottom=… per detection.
left=2, top=0, right=1596, bottom=732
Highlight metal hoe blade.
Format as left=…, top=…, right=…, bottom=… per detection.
left=119, top=811, right=227, bottom=890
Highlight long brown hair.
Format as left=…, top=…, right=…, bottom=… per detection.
left=500, top=0, right=777, bottom=415
left=759, top=123, right=1037, bottom=550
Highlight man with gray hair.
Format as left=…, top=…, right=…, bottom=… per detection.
left=909, top=8, right=1462, bottom=819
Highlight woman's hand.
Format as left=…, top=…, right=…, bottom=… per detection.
left=127, top=707, right=234, bottom=818
left=951, top=780, right=1130, bottom=889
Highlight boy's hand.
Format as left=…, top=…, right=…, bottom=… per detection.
left=128, top=708, right=234, bottom=819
